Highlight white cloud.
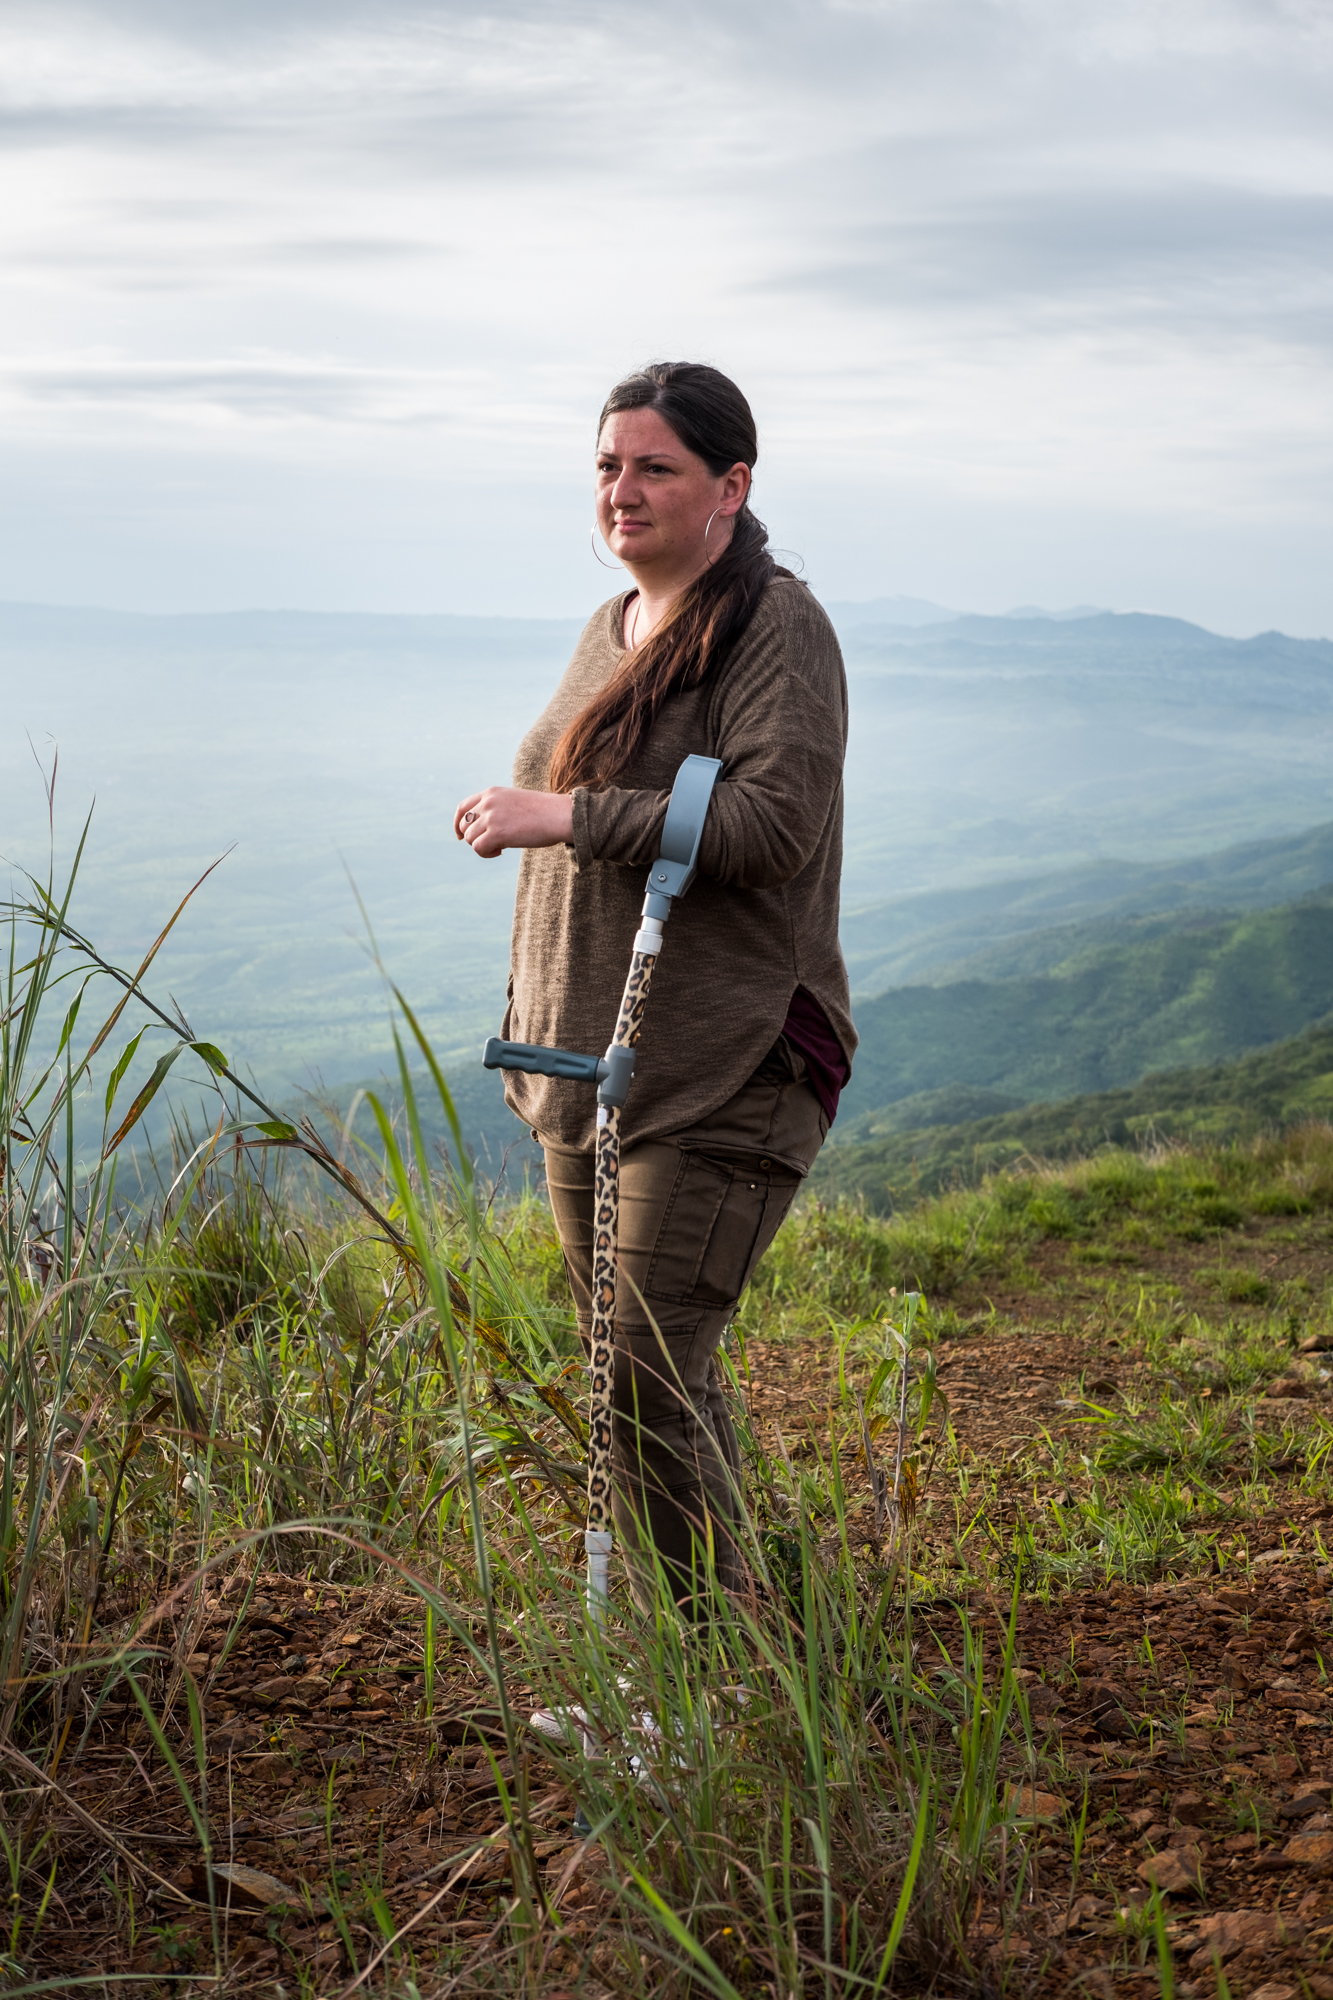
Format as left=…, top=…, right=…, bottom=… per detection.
left=0, top=0, right=1330, bottom=630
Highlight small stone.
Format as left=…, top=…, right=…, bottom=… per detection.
left=212, top=1719, right=259, bottom=1749
left=193, top=1862, right=300, bottom=1909
left=1189, top=1909, right=1305, bottom=1968
left=1082, top=1679, right=1139, bottom=1739
left=249, top=1751, right=292, bottom=1783
left=1048, top=1893, right=1105, bottom=1936
left=1286, top=1830, right=1333, bottom=1868
left=1007, top=1783, right=1064, bottom=1821
left=1266, top=1378, right=1310, bottom=1399
left=1137, top=1845, right=1205, bottom=1894
left=1248, top=1985, right=1297, bottom=2000
left=451, top=1840, right=511, bottom=1886
left=1171, top=1790, right=1210, bottom=1826
left=324, top=1741, right=364, bottom=1765
left=1281, top=1786, right=1331, bottom=1819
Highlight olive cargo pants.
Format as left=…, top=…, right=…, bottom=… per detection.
left=541, top=1040, right=828, bottom=1614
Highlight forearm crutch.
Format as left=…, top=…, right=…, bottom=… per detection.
left=483, top=753, right=723, bottom=1624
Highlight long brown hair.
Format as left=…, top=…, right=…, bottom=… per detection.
left=547, top=361, right=779, bottom=793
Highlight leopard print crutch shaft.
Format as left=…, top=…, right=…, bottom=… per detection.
left=586, top=946, right=657, bottom=1538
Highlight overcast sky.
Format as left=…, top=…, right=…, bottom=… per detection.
left=2, top=0, right=1331, bottom=633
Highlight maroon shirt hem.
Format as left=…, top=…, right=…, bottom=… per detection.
left=781, top=984, right=852, bottom=1124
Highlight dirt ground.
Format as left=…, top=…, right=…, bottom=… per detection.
left=740, top=1234, right=1333, bottom=2000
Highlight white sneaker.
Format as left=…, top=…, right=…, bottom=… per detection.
left=527, top=1679, right=663, bottom=1776
left=527, top=1702, right=600, bottom=1758
left=528, top=1681, right=749, bottom=1757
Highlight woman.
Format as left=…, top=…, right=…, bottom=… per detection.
left=454, top=361, right=855, bottom=1616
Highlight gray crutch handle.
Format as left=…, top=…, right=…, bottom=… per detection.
left=642, top=754, right=724, bottom=907
left=482, top=1038, right=604, bottom=1084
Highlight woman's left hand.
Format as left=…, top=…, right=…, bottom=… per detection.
left=454, top=787, right=575, bottom=857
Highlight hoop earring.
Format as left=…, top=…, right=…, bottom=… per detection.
left=591, top=524, right=626, bottom=570
left=703, top=508, right=724, bottom=565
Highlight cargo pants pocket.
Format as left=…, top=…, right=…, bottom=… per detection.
left=644, top=1152, right=797, bottom=1309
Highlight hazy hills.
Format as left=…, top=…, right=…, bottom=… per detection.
left=0, top=602, right=582, bottom=1092
left=4, top=596, right=1333, bottom=1144
left=842, top=817, right=1333, bottom=993
left=835, top=610, right=1333, bottom=911
left=813, top=1019, right=1333, bottom=1212
left=825, top=598, right=1107, bottom=629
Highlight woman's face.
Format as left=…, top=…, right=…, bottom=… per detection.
left=595, top=406, right=750, bottom=578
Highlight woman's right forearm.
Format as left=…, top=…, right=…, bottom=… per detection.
left=454, top=787, right=574, bottom=857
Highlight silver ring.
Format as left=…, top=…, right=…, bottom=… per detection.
left=463, top=810, right=476, bottom=824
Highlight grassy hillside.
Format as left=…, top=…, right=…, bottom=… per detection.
left=842, top=814, right=1333, bottom=992
left=818, top=1015, right=1333, bottom=1211
left=842, top=887, right=1333, bottom=1122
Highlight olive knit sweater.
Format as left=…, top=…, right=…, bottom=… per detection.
left=501, top=576, right=856, bottom=1155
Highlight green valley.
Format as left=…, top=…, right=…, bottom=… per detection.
left=815, top=1015, right=1333, bottom=1210
left=840, top=888, right=1333, bottom=1123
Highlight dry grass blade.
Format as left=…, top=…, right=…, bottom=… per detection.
left=331, top=1833, right=515, bottom=1999
left=855, top=1384, right=889, bottom=1537
left=0, top=1741, right=192, bottom=1905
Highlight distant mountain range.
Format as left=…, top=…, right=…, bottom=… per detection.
left=5, top=597, right=1332, bottom=1145
left=826, top=596, right=1109, bottom=629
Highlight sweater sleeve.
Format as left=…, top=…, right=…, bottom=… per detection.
left=572, top=587, right=847, bottom=890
